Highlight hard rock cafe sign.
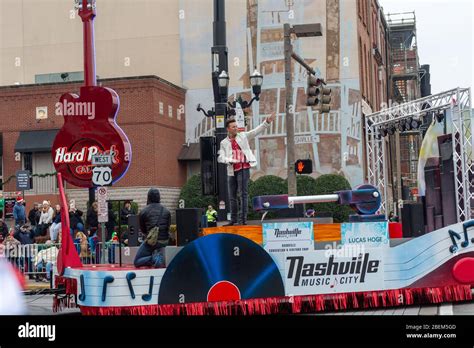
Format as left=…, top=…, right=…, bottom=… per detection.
left=52, top=0, right=131, bottom=188
left=52, top=87, right=132, bottom=188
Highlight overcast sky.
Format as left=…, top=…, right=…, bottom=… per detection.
left=379, top=0, right=473, bottom=97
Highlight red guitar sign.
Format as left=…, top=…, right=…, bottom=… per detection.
left=52, top=0, right=131, bottom=188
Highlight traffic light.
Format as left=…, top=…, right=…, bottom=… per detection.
left=295, top=159, right=313, bottom=174
left=307, top=75, right=332, bottom=112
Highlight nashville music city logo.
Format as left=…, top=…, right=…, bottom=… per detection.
left=273, top=228, right=302, bottom=238
left=287, top=253, right=381, bottom=287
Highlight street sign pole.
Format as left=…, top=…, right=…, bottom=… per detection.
left=97, top=186, right=109, bottom=264
left=101, top=222, right=106, bottom=264
left=118, top=199, right=122, bottom=268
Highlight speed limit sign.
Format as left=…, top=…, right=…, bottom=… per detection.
left=92, top=166, right=112, bottom=186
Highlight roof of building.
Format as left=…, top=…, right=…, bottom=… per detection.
left=0, top=75, right=186, bottom=94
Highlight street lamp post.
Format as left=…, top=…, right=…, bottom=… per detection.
left=212, top=0, right=229, bottom=221
left=198, top=0, right=263, bottom=223
left=228, top=69, right=263, bottom=109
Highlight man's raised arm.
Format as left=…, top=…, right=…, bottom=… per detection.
left=246, top=112, right=276, bottom=140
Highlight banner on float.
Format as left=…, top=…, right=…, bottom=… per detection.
left=263, top=222, right=314, bottom=254
left=340, top=222, right=389, bottom=249
left=284, top=248, right=385, bottom=295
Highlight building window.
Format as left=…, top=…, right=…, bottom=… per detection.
left=22, top=152, right=57, bottom=193
left=35, top=71, right=88, bottom=84
left=22, top=152, right=33, bottom=189
left=361, top=0, right=365, bottom=23
left=375, top=65, right=379, bottom=109
left=372, top=12, right=377, bottom=45
left=159, top=102, right=164, bottom=115
left=168, top=105, right=173, bottom=118
left=363, top=0, right=367, bottom=25
left=359, top=37, right=364, bottom=96
left=364, top=43, right=368, bottom=99
left=23, top=153, right=33, bottom=172
left=367, top=50, right=372, bottom=103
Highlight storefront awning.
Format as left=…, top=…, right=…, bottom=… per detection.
left=14, top=129, right=59, bottom=153
left=177, top=143, right=200, bottom=161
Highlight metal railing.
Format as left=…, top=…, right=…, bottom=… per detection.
left=0, top=241, right=121, bottom=282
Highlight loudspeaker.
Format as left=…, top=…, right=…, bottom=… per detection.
left=401, top=203, right=425, bottom=237
left=127, top=215, right=140, bottom=247
left=200, top=136, right=217, bottom=196
left=438, top=134, right=457, bottom=226
left=401, top=179, right=410, bottom=201
left=176, top=208, right=202, bottom=246
left=424, top=157, right=442, bottom=216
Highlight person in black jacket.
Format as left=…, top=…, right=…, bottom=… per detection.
left=105, top=202, right=115, bottom=241
left=0, top=211, right=8, bottom=240
left=14, top=224, right=34, bottom=245
left=120, top=201, right=134, bottom=225
left=28, top=203, right=41, bottom=227
left=134, top=188, right=170, bottom=268
left=69, top=204, right=85, bottom=237
left=86, top=202, right=99, bottom=236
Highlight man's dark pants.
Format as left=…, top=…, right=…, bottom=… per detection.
left=134, top=240, right=168, bottom=267
left=227, top=168, right=250, bottom=224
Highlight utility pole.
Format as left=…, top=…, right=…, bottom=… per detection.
left=212, top=0, right=229, bottom=221
left=284, top=23, right=323, bottom=197
left=284, top=23, right=296, bottom=196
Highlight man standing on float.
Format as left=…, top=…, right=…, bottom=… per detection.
left=218, top=113, right=275, bottom=225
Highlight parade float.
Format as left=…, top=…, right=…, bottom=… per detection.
left=52, top=0, right=474, bottom=315
left=54, top=182, right=474, bottom=315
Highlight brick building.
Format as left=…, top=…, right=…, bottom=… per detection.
left=357, top=0, right=390, bottom=114
left=0, top=76, right=186, bottom=215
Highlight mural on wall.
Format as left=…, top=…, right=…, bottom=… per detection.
left=181, top=0, right=364, bottom=187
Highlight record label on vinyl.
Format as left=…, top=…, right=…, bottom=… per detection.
left=158, top=234, right=285, bottom=304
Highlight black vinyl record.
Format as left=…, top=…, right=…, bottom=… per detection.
left=158, top=233, right=285, bottom=304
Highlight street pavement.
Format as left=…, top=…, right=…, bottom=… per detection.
left=314, top=301, right=474, bottom=315
left=22, top=294, right=474, bottom=316
left=24, top=294, right=80, bottom=315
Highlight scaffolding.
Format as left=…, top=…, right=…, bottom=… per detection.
left=386, top=12, right=421, bottom=103
left=385, top=11, right=425, bottom=208
left=365, top=88, right=473, bottom=222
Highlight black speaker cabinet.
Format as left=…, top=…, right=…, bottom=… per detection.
left=127, top=215, right=140, bottom=247
left=176, top=208, right=202, bottom=246
left=200, top=136, right=217, bottom=196
left=438, top=134, right=457, bottom=226
left=401, top=203, right=425, bottom=237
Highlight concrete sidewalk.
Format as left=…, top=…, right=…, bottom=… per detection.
left=24, top=294, right=81, bottom=315
left=24, top=277, right=52, bottom=291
